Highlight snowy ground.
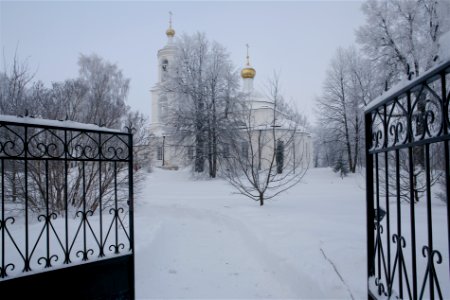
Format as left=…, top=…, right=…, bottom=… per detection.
left=134, top=168, right=368, bottom=299
left=3, top=166, right=447, bottom=298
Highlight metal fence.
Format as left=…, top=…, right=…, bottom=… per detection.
left=0, top=116, right=134, bottom=298
left=365, top=61, right=450, bottom=299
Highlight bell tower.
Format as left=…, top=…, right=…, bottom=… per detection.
left=151, top=12, right=177, bottom=126
left=149, top=12, right=180, bottom=168
left=157, top=11, right=176, bottom=83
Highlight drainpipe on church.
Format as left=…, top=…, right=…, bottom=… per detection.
left=258, top=129, right=262, bottom=170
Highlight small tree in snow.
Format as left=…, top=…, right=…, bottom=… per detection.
left=221, top=74, right=310, bottom=206
left=333, top=155, right=349, bottom=179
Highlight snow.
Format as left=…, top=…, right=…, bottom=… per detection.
left=134, top=168, right=368, bottom=298
left=0, top=114, right=121, bottom=133
left=2, top=167, right=448, bottom=298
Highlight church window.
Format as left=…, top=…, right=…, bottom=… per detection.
left=187, top=146, right=194, bottom=159
left=276, top=139, right=284, bottom=174
left=162, top=59, right=168, bottom=71
left=157, top=146, right=163, bottom=160
left=161, top=59, right=169, bottom=80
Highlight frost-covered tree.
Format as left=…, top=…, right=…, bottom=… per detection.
left=0, top=53, right=35, bottom=203
left=78, top=54, right=130, bottom=129
left=316, top=48, right=375, bottom=173
left=162, top=32, right=240, bottom=177
left=0, top=53, right=150, bottom=214
left=356, top=0, right=450, bottom=87
left=355, top=0, right=450, bottom=197
left=0, top=52, right=34, bottom=115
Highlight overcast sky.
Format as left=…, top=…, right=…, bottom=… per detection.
left=1, top=1, right=365, bottom=124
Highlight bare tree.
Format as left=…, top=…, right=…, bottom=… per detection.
left=0, top=53, right=148, bottom=215
left=0, top=51, right=34, bottom=115
left=221, top=74, right=310, bottom=206
left=376, top=148, right=442, bottom=203
left=356, top=0, right=450, bottom=86
left=77, top=54, right=130, bottom=129
left=316, top=48, right=373, bottom=173
left=0, top=52, right=35, bottom=204
left=126, top=110, right=152, bottom=172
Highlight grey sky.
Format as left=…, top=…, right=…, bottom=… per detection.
left=1, top=1, right=365, bottom=124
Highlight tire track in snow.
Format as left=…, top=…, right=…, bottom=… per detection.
left=320, top=247, right=355, bottom=300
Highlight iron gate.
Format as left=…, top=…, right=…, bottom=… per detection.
left=365, top=60, right=450, bottom=299
left=0, top=115, right=134, bottom=299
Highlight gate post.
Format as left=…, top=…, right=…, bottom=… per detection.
left=365, top=111, right=375, bottom=299
left=128, top=128, right=135, bottom=299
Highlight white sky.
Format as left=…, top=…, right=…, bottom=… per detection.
left=0, top=1, right=365, bottom=124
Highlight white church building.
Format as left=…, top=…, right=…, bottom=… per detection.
left=150, top=18, right=313, bottom=171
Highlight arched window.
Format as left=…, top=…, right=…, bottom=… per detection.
left=161, top=59, right=169, bottom=80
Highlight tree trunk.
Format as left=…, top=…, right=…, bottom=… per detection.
left=259, top=193, right=264, bottom=206
left=210, top=90, right=217, bottom=178
left=208, top=128, right=213, bottom=177
left=340, top=76, right=353, bottom=173
left=211, top=129, right=217, bottom=178
left=12, top=162, right=17, bottom=202
left=195, top=138, right=204, bottom=173
left=344, top=116, right=353, bottom=173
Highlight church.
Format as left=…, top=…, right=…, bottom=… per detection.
left=149, top=18, right=313, bottom=172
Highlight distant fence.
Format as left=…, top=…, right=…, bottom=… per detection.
left=365, top=60, right=450, bottom=299
left=0, top=115, right=134, bottom=299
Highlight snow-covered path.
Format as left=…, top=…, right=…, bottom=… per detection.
left=134, top=168, right=367, bottom=299
left=136, top=205, right=320, bottom=298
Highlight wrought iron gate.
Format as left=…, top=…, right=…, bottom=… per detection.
left=0, top=116, right=134, bottom=299
left=365, top=60, right=450, bottom=299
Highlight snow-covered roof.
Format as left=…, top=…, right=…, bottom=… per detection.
left=365, top=31, right=450, bottom=112
left=0, top=114, right=122, bottom=133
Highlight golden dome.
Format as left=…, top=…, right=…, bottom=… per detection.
left=241, top=43, right=256, bottom=79
left=166, top=27, right=175, bottom=37
left=241, top=67, right=256, bottom=79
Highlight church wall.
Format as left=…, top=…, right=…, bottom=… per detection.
left=244, top=128, right=312, bottom=172
left=150, top=88, right=160, bottom=128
